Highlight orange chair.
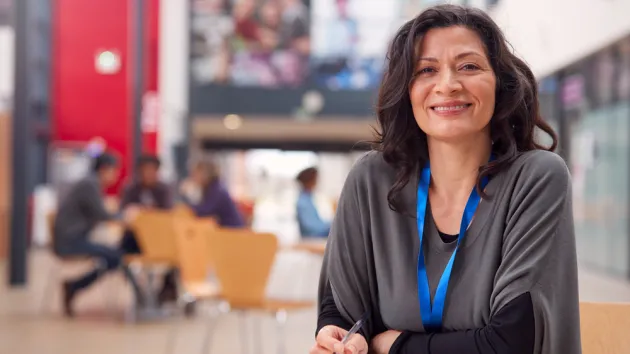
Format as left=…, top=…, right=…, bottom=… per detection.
left=128, top=210, right=179, bottom=266
left=204, top=229, right=314, bottom=354
left=580, top=302, right=630, bottom=353
left=165, top=219, right=221, bottom=354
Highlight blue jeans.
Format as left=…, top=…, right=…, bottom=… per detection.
left=55, top=237, right=144, bottom=302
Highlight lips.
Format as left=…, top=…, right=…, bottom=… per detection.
left=430, top=102, right=472, bottom=115
left=432, top=104, right=471, bottom=112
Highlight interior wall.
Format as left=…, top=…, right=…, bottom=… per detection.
left=52, top=0, right=160, bottom=190
left=490, top=0, right=630, bottom=78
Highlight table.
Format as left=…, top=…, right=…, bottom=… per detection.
left=288, top=240, right=327, bottom=256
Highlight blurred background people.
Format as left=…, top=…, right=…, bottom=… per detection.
left=118, top=155, right=177, bottom=304
left=295, top=167, right=330, bottom=237
left=180, top=158, right=245, bottom=228
left=119, top=154, right=173, bottom=254
left=53, top=153, right=143, bottom=317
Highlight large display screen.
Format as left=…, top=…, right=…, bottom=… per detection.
left=190, top=0, right=415, bottom=115
left=0, top=0, right=10, bottom=26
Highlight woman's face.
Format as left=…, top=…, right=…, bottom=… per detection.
left=409, top=26, right=496, bottom=143
left=190, top=166, right=207, bottom=186
left=261, top=2, right=280, bottom=27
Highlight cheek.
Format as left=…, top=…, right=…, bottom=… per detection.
left=409, top=82, right=431, bottom=118
left=469, top=80, right=496, bottom=122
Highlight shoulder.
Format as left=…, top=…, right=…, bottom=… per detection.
left=347, top=151, right=396, bottom=182
left=121, top=180, right=139, bottom=193
left=76, top=177, right=99, bottom=191
left=504, top=150, right=571, bottom=195
left=514, top=150, right=569, bottom=180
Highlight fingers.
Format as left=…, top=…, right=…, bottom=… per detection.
left=343, top=333, right=368, bottom=354
left=316, top=326, right=347, bottom=353
left=309, top=344, right=346, bottom=354
left=309, top=344, right=333, bottom=354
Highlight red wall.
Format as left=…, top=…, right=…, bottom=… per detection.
left=144, top=0, right=160, bottom=154
left=52, top=0, right=159, bottom=191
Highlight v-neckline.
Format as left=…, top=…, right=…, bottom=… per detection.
left=411, top=171, right=505, bottom=253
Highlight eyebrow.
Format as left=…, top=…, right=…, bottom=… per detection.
left=418, top=51, right=485, bottom=62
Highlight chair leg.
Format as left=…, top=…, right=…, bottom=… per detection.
left=199, top=301, right=224, bottom=354
left=200, top=312, right=217, bottom=354
left=239, top=311, right=250, bottom=354
left=165, top=318, right=179, bottom=354
left=39, top=263, right=58, bottom=314
left=253, top=314, right=263, bottom=354
left=275, top=310, right=288, bottom=354
left=95, top=261, right=117, bottom=318
left=165, top=292, right=189, bottom=354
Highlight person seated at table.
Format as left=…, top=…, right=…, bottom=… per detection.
left=180, top=158, right=245, bottom=228
left=118, top=154, right=178, bottom=304
left=54, top=152, right=144, bottom=317
left=295, top=167, right=330, bottom=238
left=119, top=154, right=174, bottom=254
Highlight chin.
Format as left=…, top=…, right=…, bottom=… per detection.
left=426, top=128, right=489, bottom=143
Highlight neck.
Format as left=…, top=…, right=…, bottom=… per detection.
left=427, top=134, right=491, bottom=201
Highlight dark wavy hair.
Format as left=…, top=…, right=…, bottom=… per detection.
left=372, top=4, right=557, bottom=213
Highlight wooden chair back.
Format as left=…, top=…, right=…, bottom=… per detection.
left=131, top=210, right=178, bottom=263
left=174, top=219, right=212, bottom=284
left=207, top=229, right=278, bottom=307
left=172, top=203, right=195, bottom=218
left=580, top=302, right=630, bottom=353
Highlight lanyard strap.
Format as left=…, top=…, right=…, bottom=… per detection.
left=416, top=164, right=489, bottom=330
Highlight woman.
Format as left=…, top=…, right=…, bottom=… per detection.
left=313, top=5, right=580, bottom=354
left=181, top=159, right=245, bottom=228
left=296, top=167, right=331, bottom=238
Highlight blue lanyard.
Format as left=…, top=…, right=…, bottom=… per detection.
left=416, top=164, right=489, bottom=330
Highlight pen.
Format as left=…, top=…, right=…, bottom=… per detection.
left=336, top=311, right=370, bottom=353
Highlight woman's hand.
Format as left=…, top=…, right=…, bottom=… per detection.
left=310, top=325, right=368, bottom=354
left=370, top=330, right=402, bottom=354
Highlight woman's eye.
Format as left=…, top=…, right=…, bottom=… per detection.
left=461, top=64, right=480, bottom=71
left=417, top=67, right=436, bottom=75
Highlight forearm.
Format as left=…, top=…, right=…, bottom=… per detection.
left=316, top=281, right=353, bottom=336
left=390, top=293, right=535, bottom=354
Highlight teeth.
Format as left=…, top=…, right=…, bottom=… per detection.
left=434, top=105, right=468, bottom=111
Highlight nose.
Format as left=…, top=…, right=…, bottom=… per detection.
left=434, top=70, right=463, bottom=95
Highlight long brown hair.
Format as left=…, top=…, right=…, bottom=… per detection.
left=372, top=4, right=557, bottom=213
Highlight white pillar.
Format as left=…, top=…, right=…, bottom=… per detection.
left=0, top=27, right=14, bottom=111
left=158, top=0, right=189, bottom=181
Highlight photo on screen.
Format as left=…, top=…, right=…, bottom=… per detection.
left=0, top=0, right=10, bottom=26
left=310, top=0, right=401, bottom=90
left=189, top=0, right=416, bottom=115
left=191, top=0, right=311, bottom=88
left=617, top=36, right=630, bottom=101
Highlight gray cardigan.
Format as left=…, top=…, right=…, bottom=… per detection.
left=318, top=150, right=581, bottom=353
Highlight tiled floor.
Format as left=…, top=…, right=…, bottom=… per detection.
left=1, top=249, right=630, bottom=354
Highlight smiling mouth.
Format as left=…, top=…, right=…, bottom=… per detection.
left=431, top=104, right=472, bottom=113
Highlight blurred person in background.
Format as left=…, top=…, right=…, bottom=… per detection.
left=233, top=0, right=259, bottom=45
left=180, top=158, right=245, bottom=228
left=279, top=0, right=309, bottom=54
left=53, top=153, right=144, bottom=317
left=119, top=155, right=178, bottom=304
left=119, top=154, right=173, bottom=253
left=296, top=167, right=330, bottom=238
